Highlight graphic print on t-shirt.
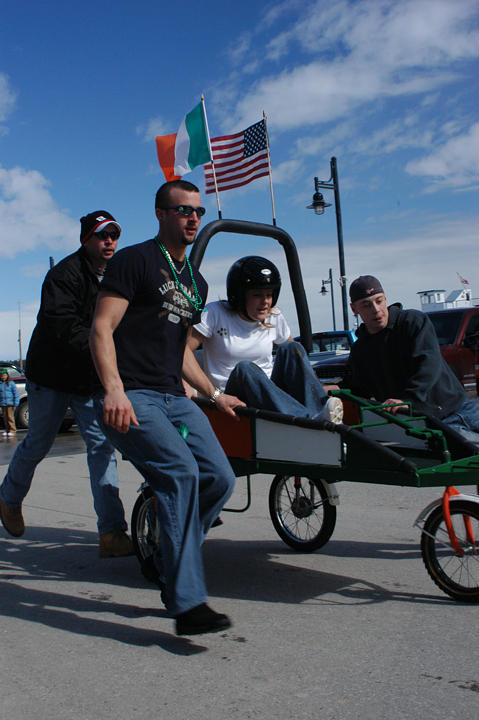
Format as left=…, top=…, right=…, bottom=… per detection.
left=157, top=267, right=199, bottom=327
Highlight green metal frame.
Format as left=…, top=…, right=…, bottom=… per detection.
left=222, top=391, right=479, bottom=491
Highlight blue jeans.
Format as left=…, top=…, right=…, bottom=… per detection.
left=225, top=341, right=328, bottom=417
left=442, top=397, right=479, bottom=447
left=94, top=391, right=235, bottom=617
left=0, top=382, right=126, bottom=535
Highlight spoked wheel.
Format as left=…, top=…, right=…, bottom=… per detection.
left=268, top=475, right=337, bottom=552
left=421, top=500, right=479, bottom=602
left=131, top=485, right=160, bottom=562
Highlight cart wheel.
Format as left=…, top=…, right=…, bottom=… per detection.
left=420, top=500, right=479, bottom=602
left=131, top=486, right=160, bottom=562
left=268, top=475, right=336, bottom=552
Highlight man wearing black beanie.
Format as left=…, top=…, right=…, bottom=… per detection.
left=0, top=211, right=132, bottom=558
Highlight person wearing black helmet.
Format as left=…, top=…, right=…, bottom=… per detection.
left=187, top=256, right=343, bottom=423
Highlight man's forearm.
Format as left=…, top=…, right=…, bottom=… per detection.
left=182, top=345, right=217, bottom=399
left=89, top=323, right=124, bottom=394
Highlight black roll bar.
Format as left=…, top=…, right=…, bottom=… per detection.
left=189, top=219, right=313, bottom=353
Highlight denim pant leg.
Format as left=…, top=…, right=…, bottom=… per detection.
left=271, top=341, right=328, bottom=414
left=70, top=395, right=126, bottom=535
left=95, top=390, right=223, bottom=616
left=442, top=398, right=479, bottom=447
left=166, top=396, right=235, bottom=537
left=0, top=382, right=68, bottom=507
left=225, top=360, right=312, bottom=416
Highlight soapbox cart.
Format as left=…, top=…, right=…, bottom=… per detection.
left=130, top=220, right=479, bottom=603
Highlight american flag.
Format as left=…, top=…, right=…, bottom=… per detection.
left=204, top=120, right=269, bottom=194
left=457, top=272, right=470, bottom=285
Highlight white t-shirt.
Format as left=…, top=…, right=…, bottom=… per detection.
left=194, top=301, right=291, bottom=391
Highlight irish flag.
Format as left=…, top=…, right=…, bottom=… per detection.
left=156, top=102, right=211, bottom=181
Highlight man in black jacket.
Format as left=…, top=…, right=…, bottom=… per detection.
left=0, top=211, right=132, bottom=556
left=342, top=275, right=479, bottom=444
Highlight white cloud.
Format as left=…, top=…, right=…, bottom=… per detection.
left=136, top=116, right=171, bottom=142
left=0, top=72, right=16, bottom=134
left=266, top=0, right=479, bottom=64
left=0, top=302, right=38, bottom=362
left=227, top=0, right=479, bottom=131
left=191, top=212, right=479, bottom=337
left=226, top=32, right=253, bottom=66
left=21, top=263, right=53, bottom=278
left=352, top=119, right=434, bottom=156
left=0, top=166, right=77, bottom=258
left=405, top=122, right=479, bottom=188
left=0, top=72, right=16, bottom=121
left=271, top=158, right=304, bottom=184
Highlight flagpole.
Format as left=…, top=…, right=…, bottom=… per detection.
left=263, top=111, right=276, bottom=226
left=201, top=95, right=222, bottom=219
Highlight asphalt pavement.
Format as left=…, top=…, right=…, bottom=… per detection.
left=0, top=429, right=478, bottom=720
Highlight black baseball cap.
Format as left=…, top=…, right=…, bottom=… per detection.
left=349, top=275, right=384, bottom=303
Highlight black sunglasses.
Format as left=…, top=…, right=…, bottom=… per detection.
left=94, top=230, right=120, bottom=240
left=164, top=205, right=206, bottom=217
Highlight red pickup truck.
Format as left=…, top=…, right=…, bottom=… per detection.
left=425, top=307, right=479, bottom=395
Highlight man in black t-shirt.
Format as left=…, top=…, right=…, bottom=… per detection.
left=90, top=180, right=244, bottom=636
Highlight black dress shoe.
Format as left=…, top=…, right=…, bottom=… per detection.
left=175, top=603, right=232, bottom=636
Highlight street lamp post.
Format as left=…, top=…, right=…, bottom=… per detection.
left=320, top=268, right=336, bottom=330
left=307, top=156, right=349, bottom=330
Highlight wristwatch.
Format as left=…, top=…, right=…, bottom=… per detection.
left=210, top=387, right=222, bottom=405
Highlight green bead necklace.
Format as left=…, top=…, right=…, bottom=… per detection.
left=155, top=236, right=204, bottom=312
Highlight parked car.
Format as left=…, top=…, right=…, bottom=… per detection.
left=0, top=363, right=75, bottom=431
left=313, top=351, right=349, bottom=384
left=425, top=307, right=479, bottom=395
left=312, top=307, right=479, bottom=395
left=295, top=329, right=356, bottom=356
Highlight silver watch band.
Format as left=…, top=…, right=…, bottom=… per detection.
left=210, top=387, right=221, bottom=404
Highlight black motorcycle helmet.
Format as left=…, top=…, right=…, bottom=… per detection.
left=226, top=256, right=281, bottom=318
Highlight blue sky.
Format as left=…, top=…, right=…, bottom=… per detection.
left=1, top=0, right=478, bottom=360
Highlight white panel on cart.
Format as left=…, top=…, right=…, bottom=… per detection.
left=255, top=420, right=342, bottom=465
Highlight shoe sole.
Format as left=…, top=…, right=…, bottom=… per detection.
left=176, top=618, right=232, bottom=636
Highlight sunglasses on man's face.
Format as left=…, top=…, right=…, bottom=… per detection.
left=94, top=230, right=120, bottom=241
left=164, top=205, right=206, bottom=217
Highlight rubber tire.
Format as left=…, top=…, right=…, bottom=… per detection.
left=421, top=499, right=479, bottom=602
left=131, top=486, right=160, bottom=562
left=268, top=475, right=337, bottom=552
left=15, top=399, right=29, bottom=429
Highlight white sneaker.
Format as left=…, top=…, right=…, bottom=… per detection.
left=323, top=397, right=343, bottom=424
left=2, top=431, right=9, bottom=437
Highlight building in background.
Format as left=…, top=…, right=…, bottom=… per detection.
left=418, top=287, right=474, bottom=312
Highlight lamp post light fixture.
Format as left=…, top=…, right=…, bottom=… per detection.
left=307, top=190, right=331, bottom=216
left=307, top=156, right=349, bottom=330
left=320, top=268, right=336, bottom=331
